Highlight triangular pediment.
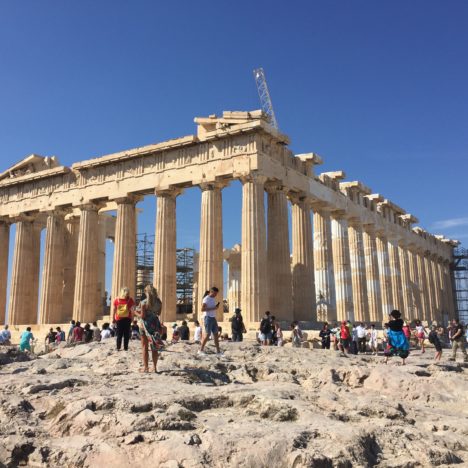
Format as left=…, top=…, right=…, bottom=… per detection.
left=0, top=154, right=60, bottom=181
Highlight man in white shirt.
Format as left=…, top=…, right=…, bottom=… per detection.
left=198, top=287, right=222, bottom=356
left=0, top=325, right=11, bottom=345
left=356, top=323, right=367, bottom=353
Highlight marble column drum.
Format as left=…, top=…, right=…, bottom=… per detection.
left=348, top=221, right=369, bottom=322
left=313, top=208, right=336, bottom=322
left=407, top=248, right=422, bottom=321
left=387, top=238, right=404, bottom=312
left=73, top=205, right=100, bottom=323
left=362, top=225, right=382, bottom=324
left=416, top=251, right=430, bottom=323
left=224, top=245, right=242, bottom=314
left=266, top=184, right=292, bottom=321
left=62, top=216, right=80, bottom=321
left=198, top=183, right=224, bottom=322
left=154, top=189, right=180, bottom=323
left=423, top=252, right=436, bottom=324
left=0, top=221, right=10, bottom=324
left=291, top=197, right=315, bottom=322
left=375, top=234, right=393, bottom=318
left=39, top=212, right=66, bottom=324
left=241, top=175, right=268, bottom=323
left=331, top=213, right=354, bottom=322
left=111, top=198, right=137, bottom=301
left=398, top=243, right=412, bottom=319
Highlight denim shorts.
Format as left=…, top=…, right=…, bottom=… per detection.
left=259, top=332, right=273, bottom=341
left=204, top=316, right=219, bottom=335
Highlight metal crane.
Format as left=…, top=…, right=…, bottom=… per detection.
left=253, top=68, right=279, bottom=130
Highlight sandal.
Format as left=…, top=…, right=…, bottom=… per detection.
left=139, top=367, right=149, bottom=373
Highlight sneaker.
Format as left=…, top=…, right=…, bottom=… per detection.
left=216, top=352, right=224, bottom=356
left=197, top=350, right=207, bottom=356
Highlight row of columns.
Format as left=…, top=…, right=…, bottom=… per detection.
left=0, top=177, right=457, bottom=326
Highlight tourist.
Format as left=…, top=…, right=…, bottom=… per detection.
left=402, top=321, right=411, bottom=341
left=330, top=322, right=340, bottom=351
left=383, top=310, right=410, bottom=365
left=134, top=284, right=163, bottom=373
left=83, top=323, right=93, bottom=343
left=448, top=319, right=467, bottom=362
left=19, top=327, right=34, bottom=352
left=193, top=320, right=202, bottom=344
left=101, top=323, right=112, bottom=340
left=72, top=321, right=84, bottom=342
left=113, top=287, right=135, bottom=351
left=55, top=327, right=65, bottom=344
left=270, top=316, right=278, bottom=346
left=92, top=322, right=101, bottom=341
left=368, top=324, right=378, bottom=355
left=198, top=286, right=222, bottom=356
left=415, top=320, right=427, bottom=353
left=428, top=325, right=442, bottom=361
left=45, top=327, right=57, bottom=352
left=338, top=321, right=350, bottom=355
left=178, top=320, right=190, bottom=340
left=259, top=311, right=273, bottom=346
left=110, top=320, right=117, bottom=337
left=319, top=323, right=331, bottom=349
left=0, top=325, right=11, bottom=345
left=131, top=320, right=141, bottom=340
left=231, top=308, right=246, bottom=342
left=350, top=324, right=359, bottom=355
left=275, top=322, right=284, bottom=346
left=356, top=323, right=367, bottom=353
left=171, top=323, right=180, bottom=343
left=67, top=320, right=76, bottom=343
left=291, top=321, right=303, bottom=348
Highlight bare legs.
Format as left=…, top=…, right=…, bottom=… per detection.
left=141, top=335, right=158, bottom=372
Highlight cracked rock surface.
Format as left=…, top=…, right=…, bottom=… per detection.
left=0, top=340, right=467, bottom=467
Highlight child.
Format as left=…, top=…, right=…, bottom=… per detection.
left=291, top=321, right=303, bottom=348
left=275, top=322, right=284, bottom=347
left=194, top=320, right=202, bottom=344
left=384, top=310, right=410, bottom=365
left=428, top=325, right=442, bottom=361
left=131, top=320, right=141, bottom=340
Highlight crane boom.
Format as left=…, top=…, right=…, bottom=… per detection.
left=253, top=68, right=279, bottom=130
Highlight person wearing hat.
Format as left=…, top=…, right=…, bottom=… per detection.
left=230, top=308, right=247, bottom=342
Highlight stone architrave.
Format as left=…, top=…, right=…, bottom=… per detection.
left=331, top=211, right=354, bottom=322
left=39, top=211, right=66, bottom=324
left=224, top=245, right=242, bottom=314
left=362, top=225, right=382, bottom=324
left=111, top=197, right=138, bottom=301
left=313, top=207, right=336, bottom=322
left=266, top=183, right=292, bottom=321
left=241, top=175, right=268, bottom=323
left=73, top=204, right=100, bottom=323
left=62, top=216, right=80, bottom=321
left=0, top=221, right=10, bottom=324
left=154, top=188, right=181, bottom=323
left=387, top=237, right=404, bottom=312
left=398, top=243, right=412, bottom=319
left=375, top=233, right=393, bottom=319
left=8, top=216, right=42, bottom=325
left=291, top=195, right=315, bottom=322
left=348, top=220, right=369, bottom=322
left=198, top=182, right=224, bottom=322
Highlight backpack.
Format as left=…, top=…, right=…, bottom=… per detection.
left=260, top=318, right=271, bottom=334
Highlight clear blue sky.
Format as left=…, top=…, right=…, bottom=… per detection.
left=1, top=1, right=467, bottom=297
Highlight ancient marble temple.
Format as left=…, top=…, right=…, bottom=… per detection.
left=0, top=111, right=458, bottom=327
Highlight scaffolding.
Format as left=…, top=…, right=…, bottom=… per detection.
left=452, top=247, right=468, bottom=323
left=135, top=233, right=195, bottom=314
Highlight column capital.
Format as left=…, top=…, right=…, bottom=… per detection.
left=348, top=216, right=363, bottom=227
left=198, top=179, right=229, bottom=191
left=9, top=212, right=38, bottom=223
left=155, top=187, right=183, bottom=198
left=44, top=207, right=71, bottom=218
left=264, top=180, right=288, bottom=194
left=309, top=201, right=332, bottom=213
left=78, top=202, right=103, bottom=212
left=362, top=223, right=377, bottom=234
left=239, top=173, right=268, bottom=186
left=112, top=195, right=142, bottom=205
left=287, top=191, right=308, bottom=205
left=330, top=209, right=349, bottom=220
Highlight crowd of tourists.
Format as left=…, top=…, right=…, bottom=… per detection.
left=4, top=283, right=468, bottom=370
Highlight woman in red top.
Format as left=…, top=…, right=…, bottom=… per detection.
left=113, top=287, right=135, bottom=351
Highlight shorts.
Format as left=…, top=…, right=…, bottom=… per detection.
left=340, top=338, right=350, bottom=348
left=204, top=316, right=219, bottom=336
left=418, top=333, right=425, bottom=340
left=259, top=332, right=272, bottom=341
left=19, top=343, right=30, bottom=352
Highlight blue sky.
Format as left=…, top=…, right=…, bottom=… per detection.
left=1, top=1, right=467, bottom=298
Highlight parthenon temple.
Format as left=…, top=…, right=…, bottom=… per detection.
left=0, top=111, right=458, bottom=328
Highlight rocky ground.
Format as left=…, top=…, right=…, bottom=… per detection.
left=0, top=339, right=467, bottom=468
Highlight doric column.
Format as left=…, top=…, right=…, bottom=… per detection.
left=8, top=216, right=42, bottom=325
left=73, top=204, right=100, bottom=323
left=387, top=237, right=404, bottom=312
left=437, top=259, right=449, bottom=323
left=111, top=197, right=138, bottom=301
left=362, top=225, right=382, bottom=324
left=241, top=175, right=268, bottom=323
left=398, top=243, right=412, bottom=320
left=331, top=212, right=354, bottom=322
left=154, top=188, right=180, bottom=323
left=443, top=260, right=456, bottom=321
left=407, top=248, right=422, bottom=321
left=198, top=182, right=224, bottom=322
left=423, top=251, right=436, bottom=324
left=62, top=216, right=80, bottom=321
left=266, top=183, right=292, bottom=321
left=348, top=220, right=369, bottom=322
left=431, top=254, right=443, bottom=323
left=313, top=207, right=336, bottom=322
left=375, top=233, right=393, bottom=318
left=291, top=195, right=315, bottom=322
left=0, top=220, right=10, bottom=324
left=416, top=250, right=430, bottom=323
left=39, top=211, right=66, bottom=324
left=224, top=245, right=242, bottom=314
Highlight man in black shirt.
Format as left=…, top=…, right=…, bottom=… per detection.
left=259, top=311, right=272, bottom=346
left=449, top=319, right=467, bottom=362
left=231, top=308, right=246, bottom=342
left=178, top=320, right=190, bottom=341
